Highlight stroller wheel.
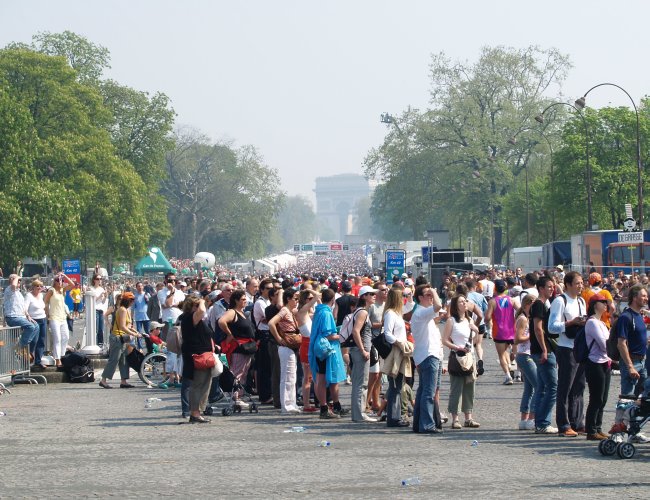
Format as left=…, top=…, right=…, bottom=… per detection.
left=616, top=442, right=636, bottom=459
left=222, top=407, right=233, bottom=417
left=600, top=439, right=618, bottom=456
left=204, top=406, right=214, bottom=416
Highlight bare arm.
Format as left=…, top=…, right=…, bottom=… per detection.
left=267, top=309, right=286, bottom=346
left=514, top=315, right=529, bottom=345
left=192, top=299, right=206, bottom=326
left=484, top=299, right=495, bottom=324
left=351, top=310, right=369, bottom=360
left=218, top=310, right=236, bottom=339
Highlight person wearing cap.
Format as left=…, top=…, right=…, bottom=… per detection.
left=347, top=285, right=377, bottom=422
left=555, top=265, right=565, bottom=280
left=581, top=273, right=615, bottom=329
left=99, top=291, right=140, bottom=388
left=583, top=293, right=613, bottom=440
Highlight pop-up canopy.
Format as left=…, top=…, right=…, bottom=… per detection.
left=134, top=247, right=175, bottom=275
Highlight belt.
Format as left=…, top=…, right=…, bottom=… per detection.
left=630, top=354, right=646, bottom=361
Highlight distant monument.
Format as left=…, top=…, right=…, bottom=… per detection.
left=314, top=174, right=371, bottom=241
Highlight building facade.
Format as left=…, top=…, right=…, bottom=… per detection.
left=314, top=174, right=371, bottom=241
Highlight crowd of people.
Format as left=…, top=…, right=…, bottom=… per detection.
left=3, top=256, right=650, bottom=439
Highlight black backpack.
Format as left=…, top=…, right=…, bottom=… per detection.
left=61, top=351, right=90, bottom=370
left=68, top=365, right=95, bottom=383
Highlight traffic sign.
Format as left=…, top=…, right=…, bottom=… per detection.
left=330, top=243, right=343, bottom=251
left=301, top=244, right=313, bottom=251
left=618, top=231, right=643, bottom=243
left=314, top=244, right=329, bottom=252
left=385, top=250, right=406, bottom=277
left=293, top=244, right=301, bottom=252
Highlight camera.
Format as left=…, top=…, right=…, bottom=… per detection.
left=464, top=342, right=472, bottom=351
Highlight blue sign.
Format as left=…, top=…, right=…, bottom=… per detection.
left=63, top=259, right=81, bottom=274
left=385, top=250, right=406, bottom=277
left=422, top=246, right=429, bottom=264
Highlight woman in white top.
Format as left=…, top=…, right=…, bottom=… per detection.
left=296, top=289, right=320, bottom=413
left=25, top=279, right=47, bottom=370
left=514, top=294, right=537, bottom=430
left=442, top=294, right=480, bottom=429
left=44, top=273, right=75, bottom=368
left=383, top=288, right=408, bottom=427
left=584, top=293, right=612, bottom=441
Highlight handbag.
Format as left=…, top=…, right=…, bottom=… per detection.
left=372, top=331, right=392, bottom=359
left=192, top=340, right=216, bottom=370
left=314, top=336, right=335, bottom=360
left=280, top=312, right=302, bottom=350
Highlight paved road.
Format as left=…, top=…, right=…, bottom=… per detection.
left=0, top=337, right=647, bottom=499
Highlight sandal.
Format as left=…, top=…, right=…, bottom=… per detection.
left=98, top=381, right=112, bottom=389
left=120, top=383, right=135, bottom=389
left=464, top=419, right=481, bottom=428
left=451, top=421, right=462, bottom=429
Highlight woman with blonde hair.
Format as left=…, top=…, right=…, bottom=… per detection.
left=382, top=288, right=409, bottom=427
left=514, top=293, right=537, bottom=430
left=25, top=279, right=47, bottom=370
left=44, top=273, right=75, bottom=369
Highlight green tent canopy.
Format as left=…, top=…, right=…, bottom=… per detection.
left=134, top=247, right=175, bottom=275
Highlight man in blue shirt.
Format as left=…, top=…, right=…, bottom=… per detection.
left=615, top=284, right=648, bottom=398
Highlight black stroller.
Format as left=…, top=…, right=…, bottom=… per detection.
left=599, top=395, right=650, bottom=459
left=204, top=363, right=259, bottom=416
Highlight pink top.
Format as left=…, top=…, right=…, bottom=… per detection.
left=585, top=317, right=611, bottom=364
left=492, top=295, right=515, bottom=341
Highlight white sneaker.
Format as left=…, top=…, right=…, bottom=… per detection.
left=631, top=433, right=650, bottom=443
left=503, top=376, right=514, bottom=385
left=525, top=420, right=535, bottom=430
left=361, top=414, right=378, bottom=422
left=535, top=425, right=559, bottom=434
left=345, top=375, right=352, bottom=385
left=518, top=420, right=529, bottom=430
left=281, top=408, right=302, bottom=415
left=235, top=400, right=249, bottom=409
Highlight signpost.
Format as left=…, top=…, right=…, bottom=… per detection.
left=618, top=231, right=643, bottom=243
left=385, top=250, right=406, bottom=278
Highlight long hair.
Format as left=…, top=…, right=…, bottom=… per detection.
left=384, top=288, right=403, bottom=316
left=449, top=294, right=471, bottom=322
left=516, top=294, right=535, bottom=319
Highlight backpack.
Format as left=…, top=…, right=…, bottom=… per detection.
left=338, top=310, right=361, bottom=346
left=61, top=351, right=90, bottom=370
left=68, top=365, right=95, bottom=383
left=607, top=312, right=629, bottom=362
left=559, top=295, right=586, bottom=339
left=572, top=323, right=595, bottom=363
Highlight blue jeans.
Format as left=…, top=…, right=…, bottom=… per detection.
left=619, top=357, right=648, bottom=397
left=531, top=352, right=558, bottom=429
left=30, top=318, right=48, bottom=365
left=413, top=355, right=440, bottom=432
left=96, top=310, right=105, bottom=345
left=516, top=353, right=537, bottom=414
left=386, top=373, right=404, bottom=426
left=5, top=316, right=39, bottom=348
left=135, top=320, right=150, bottom=349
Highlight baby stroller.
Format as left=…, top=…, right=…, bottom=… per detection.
left=599, top=394, right=650, bottom=459
left=204, top=362, right=259, bottom=417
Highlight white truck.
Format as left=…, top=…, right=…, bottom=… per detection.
left=511, top=246, right=543, bottom=273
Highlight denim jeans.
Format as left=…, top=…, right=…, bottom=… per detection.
left=5, top=316, right=39, bottom=348
left=619, top=357, right=648, bottom=397
left=386, top=373, right=404, bottom=425
left=531, top=352, right=558, bottom=429
left=413, top=355, right=440, bottom=432
left=516, top=353, right=537, bottom=414
left=135, top=320, right=150, bottom=349
left=96, top=310, right=105, bottom=345
left=30, top=318, right=48, bottom=365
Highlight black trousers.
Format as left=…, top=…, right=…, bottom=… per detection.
left=556, top=346, right=586, bottom=431
left=256, top=334, right=273, bottom=403
left=585, top=360, right=611, bottom=434
left=268, top=340, right=281, bottom=408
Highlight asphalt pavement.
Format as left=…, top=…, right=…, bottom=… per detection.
left=0, top=334, right=648, bottom=499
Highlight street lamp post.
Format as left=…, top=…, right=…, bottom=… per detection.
left=575, top=83, right=643, bottom=230
left=535, top=102, right=593, bottom=231
left=508, top=130, right=557, bottom=242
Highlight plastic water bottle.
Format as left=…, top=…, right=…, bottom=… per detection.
left=284, top=426, right=307, bottom=433
left=318, top=440, right=331, bottom=447
left=0, top=411, right=6, bottom=417
left=471, top=440, right=479, bottom=447
left=401, top=477, right=421, bottom=486
left=145, top=397, right=162, bottom=408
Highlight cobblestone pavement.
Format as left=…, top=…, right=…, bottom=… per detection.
left=1, top=338, right=648, bottom=499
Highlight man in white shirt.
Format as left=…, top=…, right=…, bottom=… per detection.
left=410, top=285, right=443, bottom=434
left=157, top=273, right=185, bottom=335
left=548, top=271, right=587, bottom=437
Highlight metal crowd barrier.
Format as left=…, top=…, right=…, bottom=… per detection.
left=0, top=326, right=47, bottom=386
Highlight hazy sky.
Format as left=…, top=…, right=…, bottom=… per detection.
left=1, top=0, right=649, bottom=206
